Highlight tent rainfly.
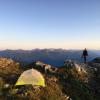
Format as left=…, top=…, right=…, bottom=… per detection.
left=15, top=68, right=45, bottom=87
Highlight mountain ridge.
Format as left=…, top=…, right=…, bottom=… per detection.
left=0, top=49, right=100, bottom=66
left=0, top=57, right=100, bottom=100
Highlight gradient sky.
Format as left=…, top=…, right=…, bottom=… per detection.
left=0, top=0, right=100, bottom=50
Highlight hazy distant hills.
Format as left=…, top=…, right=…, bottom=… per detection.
left=0, top=49, right=100, bottom=66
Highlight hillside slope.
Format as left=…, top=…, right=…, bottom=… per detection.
left=0, top=58, right=100, bottom=100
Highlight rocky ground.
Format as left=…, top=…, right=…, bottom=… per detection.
left=0, top=57, right=100, bottom=100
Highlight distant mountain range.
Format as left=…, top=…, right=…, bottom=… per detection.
left=0, top=49, right=100, bottom=66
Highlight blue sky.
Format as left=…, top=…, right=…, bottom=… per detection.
left=0, top=0, right=100, bottom=49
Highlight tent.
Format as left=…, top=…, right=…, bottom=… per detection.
left=16, top=68, right=45, bottom=87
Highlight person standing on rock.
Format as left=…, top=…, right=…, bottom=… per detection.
left=82, top=48, right=88, bottom=63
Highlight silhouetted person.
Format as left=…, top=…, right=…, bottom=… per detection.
left=82, top=48, right=88, bottom=63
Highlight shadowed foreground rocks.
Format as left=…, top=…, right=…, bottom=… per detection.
left=0, top=57, right=100, bottom=100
